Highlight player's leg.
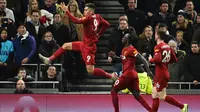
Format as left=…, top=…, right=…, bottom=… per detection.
left=111, top=76, right=129, bottom=112
left=158, top=88, right=188, bottom=112
left=151, top=86, right=160, bottom=112
left=86, top=65, right=118, bottom=81
left=39, top=42, right=80, bottom=65
left=128, top=75, right=151, bottom=112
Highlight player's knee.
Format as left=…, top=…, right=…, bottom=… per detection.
left=86, top=67, right=94, bottom=74
left=159, top=95, right=166, bottom=100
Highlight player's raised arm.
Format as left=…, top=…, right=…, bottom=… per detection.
left=108, top=51, right=121, bottom=63
left=149, top=47, right=162, bottom=63
left=97, top=16, right=110, bottom=36
left=60, top=2, right=88, bottom=24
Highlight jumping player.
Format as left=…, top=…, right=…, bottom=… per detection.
left=39, top=3, right=118, bottom=80
left=108, top=33, right=153, bottom=112
left=148, top=30, right=188, bottom=112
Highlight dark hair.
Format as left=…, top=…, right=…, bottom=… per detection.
left=160, top=0, right=168, bottom=6
left=197, top=13, right=200, bottom=17
left=53, top=12, right=62, bottom=18
left=119, top=19, right=128, bottom=23
left=18, top=67, right=26, bottom=72
left=157, top=30, right=166, bottom=40
left=191, top=41, right=199, bottom=46
left=31, top=10, right=40, bottom=15
left=85, top=3, right=95, bottom=10
left=158, top=23, right=168, bottom=29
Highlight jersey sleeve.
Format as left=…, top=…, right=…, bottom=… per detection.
left=150, top=46, right=162, bottom=63
left=65, top=10, right=88, bottom=24
left=97, top=15, right=110, bottom=36
left=130, top=47, right=138, bottom=57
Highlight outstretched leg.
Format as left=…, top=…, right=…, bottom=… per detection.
left=39, top=42, right=73, bottom=65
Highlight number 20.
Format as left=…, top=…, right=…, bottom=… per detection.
left=162, top=50, right=171, bottom=62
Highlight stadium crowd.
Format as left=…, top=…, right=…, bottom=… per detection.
left=0, top=0, right=200, bottom=93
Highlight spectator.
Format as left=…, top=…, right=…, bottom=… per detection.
left=25, top=10, right=47, bottom=48
left=14, top=80, right=33, bottom=94
left=26, top=0, right=53, bottom=27
left=39, top=65, right=58, bottom=88
left=0, top=0, right=15, bottom=22
left=176, top=31, right=189, bottom=52
left=13, top=24, right=36, bottom=64
left=192, top=14, right=200, bottom=43
left=136, top=25, right=155, bottom=59
left=108, top=18, right=137, bottom=74
left=173, top=0, right=187, bottom=15
left=168, top=40, right=185, bottom=86
left=123, top=0, right=147, bottom=35
left=8, top=67, right=35, bottom=82
left=0, top=28, right=14, bottom=81
left=39, top=0, right=56, bottom=14
left=170, top=12, right=193, bottom=45
left=193, top=13, right=200, bottom=31
left=63, top=0, right=83, bottom=41
left=183, top=41, right=200, bottom=89
left=47, top=13, right=70, bottom=46
left=38, top=31, right=63, bottom=64
left=184, top=1, right=197, bottom=23
left=158, top=23, right=175, bottom=43
left=150, top=0, right=176, bottom=30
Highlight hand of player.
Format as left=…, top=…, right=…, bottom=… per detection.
left=60, top=2, right=68, bottom=12
left=108, top=51, right=116, bottom=58
left=21, top=58, right=29, bottom=64
left=108, top=56, right=112, bottom=63
left=148, top=55, right=152, bottom=61
left=193, top=80, right=198, bottom=85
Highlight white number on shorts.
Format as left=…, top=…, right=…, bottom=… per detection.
left=114, top=80, right=119, bottom=86
left=162, top=50, right=171, bottom=62
left=87, top=55, right=91, bottom=62
left=93, top=19, right=98, bottom=31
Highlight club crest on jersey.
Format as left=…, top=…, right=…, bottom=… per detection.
left=156, top=82, right=160, bottom=88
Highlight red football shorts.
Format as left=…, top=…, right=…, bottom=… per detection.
left=154, top=76, right=169, bottom=92
left=72, top=41, right=96, bottom=65
left=113, top=70, right=140, bottom=92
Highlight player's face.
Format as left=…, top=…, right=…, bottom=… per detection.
left=0, top=30, right=7, bottom=40
left=84, top=7, right=93, bottom=17
left=31, top=0, right=38, bottom=10
left=177, top=15, right=185, bottom=24
left=160, top=3, right=168, bottom=13
left=191, top=44, right=199, bottom=53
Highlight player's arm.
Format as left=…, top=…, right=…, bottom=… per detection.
left=149, top=48, right=162, bottom=63
left=108, top=51, right=121, bottom=63
left=136, top=53, right=153, bottom=78
left=65, top=10, right=88, bottom=24
left=97, top=16, right=110, bottom=36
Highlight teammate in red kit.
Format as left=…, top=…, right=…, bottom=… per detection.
left=108, top=33, right=153, bottom=112
left=39, top=3, right=118, bottom=80
left=148, top=30, right=188, bottom=112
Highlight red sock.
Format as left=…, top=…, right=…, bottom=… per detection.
left=93, top=68, right=112, bottom=79
left=111, top=89, right=119, bottom=112
left=136, top=96, right=151, bottom=111
left=152, top=98, right=159, bottom=112
left=49, top=47, right=65, bottom=61
left=164, top=96, right=184, bottom=109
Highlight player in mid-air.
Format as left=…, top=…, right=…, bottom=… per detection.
left=148, top=30, right=188, bottom=112
left=108, top=33, right=153, bottom=112
left=39, top=3, right=118, bottom=80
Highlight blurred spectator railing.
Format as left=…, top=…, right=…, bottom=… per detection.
left=0, top=81, right=59, bottom=89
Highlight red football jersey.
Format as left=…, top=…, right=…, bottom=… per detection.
left=65, top=11, right=110, bottom=46
left=150, top=42, right=177, bottom=81
left=121, top=45, right=138, bottom=73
